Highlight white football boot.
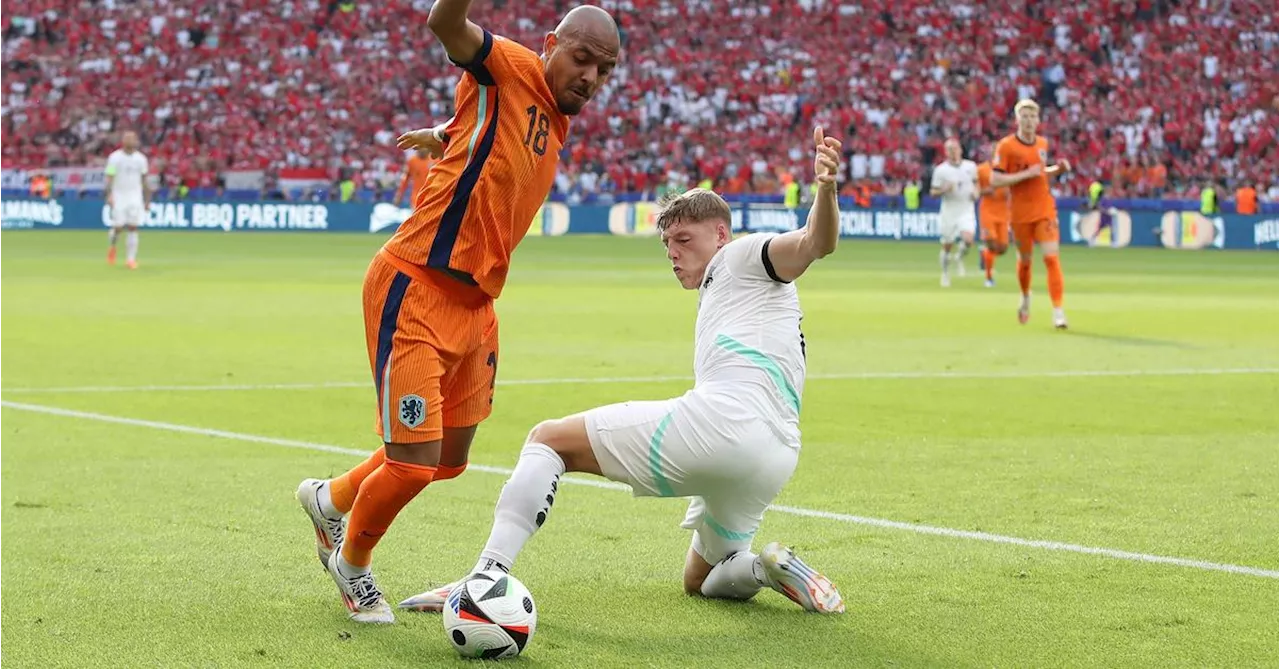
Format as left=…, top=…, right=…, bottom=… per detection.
left=296, top=479, right=345, bottom=568
left=326, top=549, right=395, bottom=624
left=398, top=578, right=466, bottom=612
left=759, top=542, right=846, bottom=614
left=1052, top=307, right=1069, bottom=330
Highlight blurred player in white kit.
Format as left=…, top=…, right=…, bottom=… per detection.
left=104, top=131, right=150, bottom=269
left=929, top=138, right=978, bottom=287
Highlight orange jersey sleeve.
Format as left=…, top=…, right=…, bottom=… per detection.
left=977, top=161, right=1010, bottom=225
left=383, top=30, right=569, bottom=299
left=994, top=134, right=1056, bottom=225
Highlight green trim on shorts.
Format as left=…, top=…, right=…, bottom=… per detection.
left=704, top=514, right=755, bottom=541
left=714, top=334, right=801, bottom=412
left=647, top=411, right=676, bottom=497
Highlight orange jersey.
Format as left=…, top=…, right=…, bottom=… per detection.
left=993, top=134, right=1055, bottom=224
left=383, top=30, right=569, bottom=299
left=976, top=161, right=1010, bottom=225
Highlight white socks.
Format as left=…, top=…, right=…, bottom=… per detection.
left=939, top=248, right=950, bottom=274
left=126, top=231, right=139, bottom=262
left=474, top=442, right=565, bottom=574
left=317, top=481, right=343, bottom=520
left=336, top=553, right=370, bottom=578
left=700, top=551, right=766, bottom=600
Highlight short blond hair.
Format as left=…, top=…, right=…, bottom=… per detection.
left=1014, top=99, right=1040, bottom=115
left=654, top=188, right=731, bottom=231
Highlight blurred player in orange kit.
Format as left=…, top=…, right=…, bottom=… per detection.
left=976, top=143, right=1011, bottom=288
left=394, top=144, right=440, bottom=208
left=294, top=1, right=620, bottom=624
left=992, top=99, right=1072, bottom=328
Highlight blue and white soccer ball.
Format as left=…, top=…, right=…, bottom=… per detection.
left=443, top=571, right=537, bottom=659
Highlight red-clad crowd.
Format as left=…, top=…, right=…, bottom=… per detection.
left=3, top=0, right=1276, bottom=199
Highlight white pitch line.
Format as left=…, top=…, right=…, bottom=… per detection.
left=1, top=367, right=1274, bottom=395
left=2, top=399, right=1276, bottom=580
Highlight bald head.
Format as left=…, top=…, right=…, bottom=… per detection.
left=542, top=5, right=620, bottom=116
left=555, top=5, right=619, bottom=47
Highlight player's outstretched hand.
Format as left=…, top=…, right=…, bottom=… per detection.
left=813, top=126, right=842, bottom=186
left=1057, top=158, right=1072, bottom=173
left=396, top=127, right=446, bottom=158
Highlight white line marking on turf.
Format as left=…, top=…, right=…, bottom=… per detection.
left=3, top=399, right=1276, bottom=580
left=2, top=367, right=1275, bottom=395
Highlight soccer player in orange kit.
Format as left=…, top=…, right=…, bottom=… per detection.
left=295, top=2, right=619, bottom=623
left=992, top=99, right=1073, bottom=328
left=394, top=145, right=439, bottom=208
left=976, top=143, right=1011, bottom=288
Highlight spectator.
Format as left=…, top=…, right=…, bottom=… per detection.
left=1, top=1, right=1275, bottom=198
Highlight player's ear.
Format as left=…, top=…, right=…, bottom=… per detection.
left=716, top=220, right=732, bottom=245
left=543, top=31, right=558, bottom=57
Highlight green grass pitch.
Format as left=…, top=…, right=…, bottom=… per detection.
left=2, top=230, right=1276, bottom=668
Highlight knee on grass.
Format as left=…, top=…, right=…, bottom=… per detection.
left=683, top=571, right=707, bottom=596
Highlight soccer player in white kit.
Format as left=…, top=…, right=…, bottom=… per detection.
left=400, top=127, right=847, bottom=615
left=929, top=138, right=978, bottom=287
left=104, top=131, right=150, bottom=269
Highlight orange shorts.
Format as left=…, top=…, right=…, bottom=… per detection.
left=981, top=217, right=1010, bottom=247
left=1012, top=217, right=1059, bottom=252
left=363, top=250, right=497, bottom=444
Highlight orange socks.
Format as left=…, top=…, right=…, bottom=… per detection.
left=341, top=459, right=436, bottom=568
left=982, top=249, right=996, bottom=280
left=328, top=447, right=386, bottom=515
left=433, top=462, right=468, bottom=482
left=1044, top=255, right=1065, bottom=307
left=1016, top=259, right=1032, bottom=295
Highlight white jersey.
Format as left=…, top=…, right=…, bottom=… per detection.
left=931, top=159, right=978, bottom=222
left=692, top=233, right=805, bottom=445
left=105, top=149, right=149, bottom=203
left=582, top=233, right=808, bottom=560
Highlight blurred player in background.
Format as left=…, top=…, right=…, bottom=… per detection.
left=401, top=127, right=847, bottom=616
left=992, top=100, right=1072, bottom=328
left=393, top=140, right=443, bottom=208
left=104, top=131, right=149, bottom=269
left=295, top=1, right=619, bottom=624
left=976, top=142, right=1011, bottom=288
left=930, top=138, right=978, bottom=287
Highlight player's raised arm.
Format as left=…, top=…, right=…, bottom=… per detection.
left=426, top=0, right=487, bottom=65
left=764, top=126, right=842, bottom=282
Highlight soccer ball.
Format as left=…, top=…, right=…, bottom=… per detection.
left=443, top=571, right=537, bottom=659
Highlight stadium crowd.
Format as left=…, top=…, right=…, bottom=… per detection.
left=3, top=0, right=1277, bottom=201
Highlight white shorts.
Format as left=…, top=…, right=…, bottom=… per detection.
left=111, top=199, right=146, bottom=227
left=938, top=213, right=977, bottom=242
left=584, top=389, right=799, bottom=563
